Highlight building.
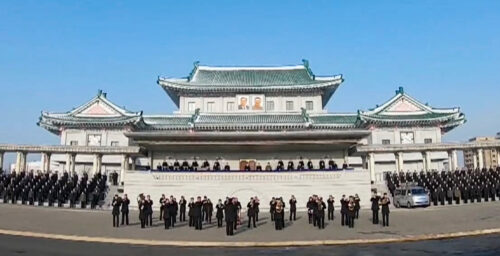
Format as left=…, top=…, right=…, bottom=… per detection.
left=464, top=136, right=499, bottom=170
left=38, top=61, right=466, bottom=181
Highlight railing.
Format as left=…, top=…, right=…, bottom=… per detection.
left=137, top=168, right=356, bottom=173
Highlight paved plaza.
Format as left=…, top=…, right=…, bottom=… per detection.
left=0, top=201, right=499, bottom=244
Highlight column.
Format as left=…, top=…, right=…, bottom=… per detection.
left=451, top=150, right=458, bottom=171
left=361, top=155, right=367, bottom=170
left=70, top=154, right=76, bottom=174
left=343, top=149, right=349, bottom=167
left=15, top=151, right=27, bottom=172
left=395, top=152, right=404, bottom=172
left=0, top=152, right=4, bottom=171
left=65, top=153, right=72, bottom=172
left=93, top=154, right=102, bottom=175
left=368, top=153, right=375, bottom=183
left=497, top=148, right=500, bottom=168
left=447, top=151, right=454, bottom=171
left=41, top=152, right=51, bottom=172
left=120, top=154, right=129, bottom=184
left=473, top=151, right=478, bottom=169
left=477, top=149, right=484, bottom=169
left=422, top=151, right=431, bottom=171
left=131, top=157, right=136, bottom=171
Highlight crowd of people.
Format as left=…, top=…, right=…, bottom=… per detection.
left=0, top=169, right=108, bottom=209
left=152, top=158, right=349, bottom=172
left=107, top=193, right=392, bottom=235
left=386, top=167, right=500, bottom=206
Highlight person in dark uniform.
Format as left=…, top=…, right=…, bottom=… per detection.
left=454, top=186, right=461, bottom=204
left=307, top=159, right=314, bottom=170
left=194, top=196, right=203, bottom=230
left=269, top=197, right=276, bottom=221
left=328, top=159, right=335, bottom=170
left=274, top=199, right=284, bottom=230
left=206, top=199, right=213, bottom=224
left=173, top=159, right=180, bottom=171
left=247, top=198, right=257, bottom=228
left=112, top=194, right=121, bottom=227
left=254, top=196, right=260, bottom=221
left=167, top=198, right=177, bottom=228
left=340, top=195, right=348, bottom=226
left=225, top=198, right=237, bottom=236
left=370, top=193, right=380, bottom=224
left=159, top=194, right=166, bottom=220
left=202, top=159, right=210, bottom=170
left=188, top=197, right=195, bottom=227
left=438, top=185, right=446, bottom=205
left=162, top=198, right=171, bottom=229
left=347, top=197, right=355, bottom=228
left=216, top=199, right=224, bottom=228
left=121, top=194, right=130, bottom=225
left=462, top=184, right=469, bottom=204
left=446, top=186, right=453, bottom=205
left=476, top=184, right=482, bottom=203
left=287, top=160, right=294, bottom=171
left=297, top=158, right=305, bottom=170
left=315, top=197, right=326, bottom=229
left=256, top=163, right=262, bottom=171
left=244, top=163, right=251, bottom=171
left=431, top=186, right=438, bottom=206
left=327, top=195, right=335, bottom=221
left=191, top=159, right=199, bottom=171
left=354, top=194, right=361, bottom=219
left=179, top=196, right=186, bottom=222
left=181, top=160, right=189, bottom=171
left=277, top=160, right=284, bottom=171
left=306, top=196, right=314, bottom=224
left=145, top=195, right=153, bottom=227
left=381, top=193, right=391, bottom=227
left=213, top=160, right=221, bottom=171
left=224, top=163, right=231, bottom=171
left=289, top=195, right=297, bottom=221
left=138, top=197, right=146, bottom=228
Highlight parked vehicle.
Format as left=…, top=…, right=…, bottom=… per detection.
left=393, top=185, right=430, bottom=208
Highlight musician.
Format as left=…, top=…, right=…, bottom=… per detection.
left=277, top=160, right=284, bottom=171
left=340, top=194, right=348, bottom=226
left=121, top=194, right=130, bottom=225
left=347, top=196, right=356, bottom=228
left=167, top=198, right=177, bottom=228
left=224, top=163, right=231, bottom=171
left=145, top=195, right=153, bottom=227
left=181, top=160, right=189, bottom=171
left=306, top=196, right=314, bottom=224
left=202, top=196, right=208, bottom=221
left=206, top=199, right=213, bottom=224
left=138, top=195, right=146, bottom=228
left=111, top=194, right=121, bottom=227
left=244, top=163, right=251, bottom=171
left=265, top=162, right=273, bottom=171
left=274, top=199, right=284, bottom=230
left=269, top=197, right=276, bottom=221
left=289, top=195, right=297, bottom=221
left=381, top=193, right=391, bottom=227
left=315, top=197, right=326, bottom=229
left=297, top=158, right=305, bottom=170
left=354, top=194, right=361, bottom=219
left=254, top=196, right=260, bottom=221
left=173, top=159, right=180, bottom=171
left=287, top=160, right=294, bottom=171
left=225, top=198, right=237, bottom=236
left=188, top=197, right=195, bottom=227
left=162, top=198, right=171, bottom=229
left=327, top=195, right=335, bottom=221
left=233, top=197, right=242, bottom=230
left=202, top=159, right=210, bottom=170
left=159, top=194, right=166, bottom=220
left=191, top=159, right=199, bottom=171
left=216, top=199, right=224, bottom=228
left=328, top=159, right=335, bottom=170
left=194, top=196, right=203, bottom=230
left=247, top=198, right=257, bottom=228
left=213, top=160, right=221, bottom=171
left=370, top=192, right=380, bottom=224
left=179, top=196, right=187, bottom=222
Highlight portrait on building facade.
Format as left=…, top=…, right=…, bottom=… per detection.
left=237, top=95, right=265, bottom=111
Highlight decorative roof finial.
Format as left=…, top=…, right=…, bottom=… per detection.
left=302, top=59, right=315, bottom=80
left=188, top=61, right=200, bottom=82
left=97, top=89, right=103, bottom=96
left=302, top=59, right=309, bottom=68
left=396, top=86, right=404, bottom=94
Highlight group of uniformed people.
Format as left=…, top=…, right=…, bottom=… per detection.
left=386, top=167, right=500, bottom=206
left=0, top=170, right=108, bottom=210
left=153, top=158, right=349, bottom=172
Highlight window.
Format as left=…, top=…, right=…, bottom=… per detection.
left=187, top=102, right=196, bottom=112
left=305, top=101, right=314, bottom=111
left=69, top=141, right=78, bottom=146
left=110, top=141, right=119, bottom=147
left=382, top=139, right=391, bottom=145
left=207, top=102, right=215, bottom=112
left=286, top=101, right=294, bottom=111
left=424, top=138, right=433, bottom=144
left=266, top=101, right=275, bottom=111
left=226, top=102, right=235, bottom=111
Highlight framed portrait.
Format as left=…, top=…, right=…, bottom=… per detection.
left=237, top=95, right=265, bottom=112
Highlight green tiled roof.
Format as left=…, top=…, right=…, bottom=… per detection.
left=196, top=114, right=306, bottom=124
left=309, top=114, right=359, bottom=124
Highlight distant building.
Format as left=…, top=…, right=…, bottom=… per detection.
left=464, top=136, right=499, bottom=169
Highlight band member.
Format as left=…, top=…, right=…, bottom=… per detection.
left=381, top=193, right=391, bottom=227
left=188, top=197, right=195, bottom=227
left=145, top=195, right=153, bottom=226
left=277, top=160, right=284, bottom=171
left=233, top=197, right=242, bottom=230
left=370, top=192, right=380, bottom=224
left=306, top=197, right=314, bottom=224
left=121, top=194, right=130, bottom=225
left=340, top=195, right=348, bottom=226
left=225, top=198, right=237, bottom=236
left=194, top=196, right=203, bottom=230
left=111, top=194, right=121, bottom=227
left=216, top=199, right=224, bottom=228
left=138, top=196, right=146, bottom=228
left=315, top=197, right=326, bottom=229
left=224, top=163, right=231, bottom=171
left=319, top=159, right=326, bottom=170
left=265, top=162, right=273, bottom=171
left=307, top=159, right=314, bottom=170
left=162, top=198, right=171, bottom=229
left=354, top=194, right=361, bottom=219
left=206, top=199, right=213, bottom=223
left=254, top=196, right=260, bottom=221
left=327, top=195, right=335, bottom=221
left=179, top=196, right=187, bottom=222
left=274, top=199, right=284, bottom=230
left=347, top=197, right=355, bottom=228
left=213, top=160, right=221, bottom=171
left=289, top=195, right=297, bottom=221
left=159, top=194, right=166, bottom=220
left=270, top=197, right=276, bottom=221
left=167, top=198, right=177, bottom=228
left=256, top=163, right=262, bottom=171
left=247, top=198, right=257, bottom=228
left=287, top=160, right=294, bottom=171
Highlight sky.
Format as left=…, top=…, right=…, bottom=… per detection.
left=0, top=0, right=499, bottom=167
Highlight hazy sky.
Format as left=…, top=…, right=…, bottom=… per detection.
left=1, top=1, right=499, bottom=167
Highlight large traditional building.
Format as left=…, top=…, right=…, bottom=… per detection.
left=38, top=61, right=465, bottom=183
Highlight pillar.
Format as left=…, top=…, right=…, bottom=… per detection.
left=120, top=154, right=129, bottom=184
left=65, top=153, right=72, bottom=172
left=343, top=149, right=349, bottom=167
left=0, top=152, right=4, bottom=171
left=15, top=151, right=27, bottom=172
left=93, top=154, right=102, bottom=175
left=361, top=155, right=367, bottom=170
left=473, top=151, right=478, bottom=169
left=131, top=156, right=136, bottom=171
left=422, top=151, right=431, bottom=171
left=497, top=148, right=500, bottom=168
left=477, top=149, right=484, bottom=170
left=368, top=153, right=375, bottom=183
left=70, top=154, right=76, bottom=174
left=395, top=152, right=404, bottom=172
left=451, top=150, right=458, bottom=171
left=41, top=152, right=52, bottom=173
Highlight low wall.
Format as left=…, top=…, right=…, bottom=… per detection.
left=123, top=170, right=372, bottom=211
